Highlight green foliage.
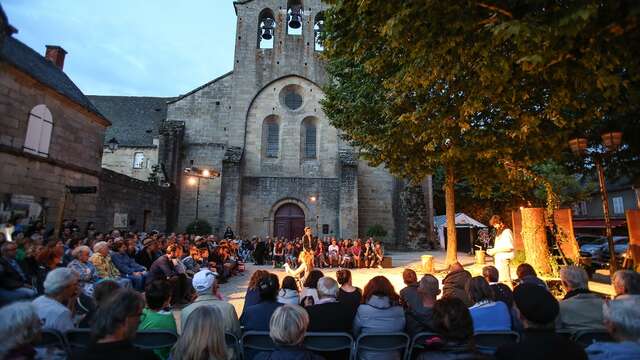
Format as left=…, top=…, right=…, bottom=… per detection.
left=185, top=219, right=212, bottom=235
left=512, top=250, right=527, bottom=267
left=322, top=0, right=640, bottom=206
left=366, top=224, right=388, bottom=238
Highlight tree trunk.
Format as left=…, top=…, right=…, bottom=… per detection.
left=521, top=207, right=552, bottom=275
left=445, top=167, right=458, bottom=266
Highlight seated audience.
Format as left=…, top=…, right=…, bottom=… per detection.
left=515, top=263, right=547, bottom=289
left=405, top=274, right=440, bottom=337
left=0, top=301, right=41, bottom=360
left=255, top=304, right=324, bottom=360
left=147, top=244, right=181, bottom=285
left=300, top=269, right=324, bottom=306
left=75, top=288, right=157, bottom=360
left=78, top=280, right=121, bottom=328
left=495, top=283, right=586, bottom=360
left=557, top=265, right=605, bottom=330
left=138, top=280, right=177, bottom=360
left=242, top=269, right=269, bottom=315
left=399, top=268, right=420, bottom=310
left=466, top=276, right=511, bottom=332
left=442, top=262, right=473, bottom=306
left=67, top=245, right=100, bottom=295
left=136, top=237, right=161, bottom=269
left=32, top=267, right=79, bottom=332
left=586, top=296, right=640, bottom=359
left=241, top=273, right=283, bottom=331
left=90, top=241, right=131, bottom=288
left=336, top=269, right=362, bottom=313
left=482, top=265, right=513, bottom=308
left=353, top=275, right=406, bottom=360
left=277, top=276, right=300, bottom=305
left=612, top=269, right=640, bottom=298
left=416, top=297, right=486, bottom=360
left=171, top=305, right=231, bottom=360
left=306, top=276, right=355, bottom=332
left=111, top=240, right=146, bottom=291
left=0, top=241, right=36, bottom=304
left=181, top=269, right=240, bottom=337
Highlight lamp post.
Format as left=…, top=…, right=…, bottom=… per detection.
left=184, top=166, right=220, bottom=234
left=569, top=131, right=623, bottom=276
left=309, top=195, right=319, bottom=236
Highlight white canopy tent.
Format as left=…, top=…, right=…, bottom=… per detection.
left=434, top=213, right=487, bottom=249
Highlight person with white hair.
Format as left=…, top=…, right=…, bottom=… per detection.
left=89, top=241, right=131, bottom=288
left=180, top=269, right=240, bottom=337
left=0, top=301, right=41, bottom=359
left=67, top=245, right=100, bottom=295
left=586, top=296, right=640, bottom=359
left=557, top=265, right=605, bottom=330
left=31, top=267, right=79, bottom=332
left=612, top=270, right=640, bottom=299
left=305, top=276, right=356, bottom=332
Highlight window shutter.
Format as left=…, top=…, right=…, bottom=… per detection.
left=24, top=104, right=53, bottom=157
left=38, top=117, right=53, bottom=156
left=24, top=114, right=42, bottom=154
left=266, top=122, right=279, bottom=158
left=305, top=124, right=317, bottom=159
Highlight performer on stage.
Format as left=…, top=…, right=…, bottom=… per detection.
left=487, top=215, right=515, bottom=282
left=301, top=226, right=316, bottom=267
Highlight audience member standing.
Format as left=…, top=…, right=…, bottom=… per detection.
left=557, top=266, right=605, bottom=331
left=442, top=262, right=473, bottom=306
left=586, top=296, right=640, bottom=359
left=306, top=277, right=355, bottom=332
left=495, top=283, right=586, bottom=360
left=466, top=276, right=511, bottom=332
left=74, top=288, right=157, bottom=360
left=241, top=273, right=283, bottom=331
left=405, top=274, right=440, bottom=337
left=181, top=269, right=240, bottom=337
left=353, top=276, right=405, bottom=360
left=32, top=267, right=79, bottom=333
left=336, top=269, right=362, bottom=314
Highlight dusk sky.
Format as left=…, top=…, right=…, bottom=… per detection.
left=3, top=0, right=238, bottom=97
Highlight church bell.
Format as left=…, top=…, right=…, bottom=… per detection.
left=288, top=6, right=302, bottom=29
left=261, top=18, right=275, bottom=40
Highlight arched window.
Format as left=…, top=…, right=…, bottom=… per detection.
left=301, top=117, right=318, bottom=159
left=23, top=104, right=53, bottom=157
left=314, top=12, right=324, bottom=51
left=257, top=9, right=275, bottom=49
left=287, top=0, right=303, bottom=35
left=262, top=116, right=280, bottom=158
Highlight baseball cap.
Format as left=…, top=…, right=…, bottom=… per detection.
left=192, top=270, right=217, bottom=293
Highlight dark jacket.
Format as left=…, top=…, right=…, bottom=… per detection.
left=400, top=283, right=420, bottom=310
left=405, top=304, right=434, bottom=337
left=135, top=249, right=160, bottom=270
left=147, top=255, right=177, bottom=284
left=0, top=256, right=29, bottom=290
left=306, top=300, right=356, bottom=333
left=415, top=341, right=489, bottom=360
left=111, top=252, right=145, bottom=275
left=73, top=340, right=157, bottom=360
left=495, top=329, right=587, bottom=360
left=442, top=269, right=473, bottom=306
left=254, top=346, right=324, bottom=360
left=240, top=301, right=283, bottom=331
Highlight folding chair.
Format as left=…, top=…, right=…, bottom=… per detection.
left=303, top=332, right=353, bottom=360
left=354, top=332, right=410, bottom=360
left=241, top=331, right=275, bottom=360
left=572, top=330, right=613, bottom=347
left=473, top=331, right=519, bottom=354
left=132, top=330, right=178, bottom=350
left=65, top=328, right=92, bottom=352
left=225, top=332, right=242, bottom=360
left=406, top=332, right=439, bottom=360
left=36, top=329, right=70, bottom=359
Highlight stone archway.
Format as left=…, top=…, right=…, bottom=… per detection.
left=273, top=203, right=305, bottom=241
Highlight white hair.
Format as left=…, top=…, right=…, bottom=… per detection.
left=72, top=245, right=91, bottom=258
left=559, top=266, right=589, bottom=290
left=93, top=241, right=109, bottom=253
left=44, top=267, right=78, bottom=296
left=0, top=302, right=41, bottom=358
left=603, top=296, right=640, bottom=340
left=316, top=276, right=338, bottom=299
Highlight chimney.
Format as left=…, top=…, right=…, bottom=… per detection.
left=45, top=45, right=67, bottom=70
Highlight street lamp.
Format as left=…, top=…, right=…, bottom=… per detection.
left=184, top=166, right=220, bottom=234
left=309, top=195, right=319, bottom=236
left=569, top=131, right=623, bottom=276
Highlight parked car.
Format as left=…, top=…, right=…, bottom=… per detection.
left=580, top=237, right=608, bottom=258
left=576, top=234, right=606, bottom=247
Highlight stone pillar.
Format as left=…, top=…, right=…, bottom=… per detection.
left=219, top=147, right=243, bottom=238
left=421, top=175, right=436, bottom=246
left=338, top=150, right=358, bottom=239
left=158, top=120, right=184, bottom=231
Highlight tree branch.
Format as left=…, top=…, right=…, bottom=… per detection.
left=477, top=2, right=513, bottom=18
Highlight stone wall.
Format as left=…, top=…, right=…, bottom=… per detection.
left=101, top=144, right=158, bottom=182
left=357, top=160, right=397, bottom=243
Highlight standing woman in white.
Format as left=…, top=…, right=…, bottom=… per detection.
left=487, top=215, right=515, bottom=282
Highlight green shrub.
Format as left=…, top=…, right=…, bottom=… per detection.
left=366, top=224, right=387, bottom=238
left=185, top=219, right=212, bottom=235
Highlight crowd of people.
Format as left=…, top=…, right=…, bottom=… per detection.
left=1, top=219, right=640, bottom=360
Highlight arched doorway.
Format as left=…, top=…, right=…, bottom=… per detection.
left=274, top=203, right=305, bottom=241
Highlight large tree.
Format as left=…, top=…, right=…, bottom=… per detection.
left=321, top=1, right=640, bottom=265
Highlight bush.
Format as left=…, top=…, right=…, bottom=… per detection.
left=366, top=224, right=387, bottom=238
left=185, top=219, right=212, bottom=235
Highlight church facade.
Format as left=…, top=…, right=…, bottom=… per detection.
left=98, top=0, right=434, bottom=244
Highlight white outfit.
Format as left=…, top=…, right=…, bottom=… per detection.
left=489, top=228, right=514, bottom=282
left=32, top=295, right=75, bottom=332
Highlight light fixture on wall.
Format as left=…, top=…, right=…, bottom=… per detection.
left=106, top=137, right=119, bottom=152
